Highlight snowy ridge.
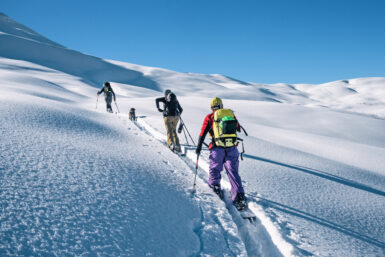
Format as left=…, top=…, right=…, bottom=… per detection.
left=135, top=116, right=297, bottom=257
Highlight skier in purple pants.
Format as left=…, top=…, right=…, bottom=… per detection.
left=195, top=97, right=247, bottom=210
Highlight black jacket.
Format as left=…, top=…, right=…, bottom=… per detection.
left=98, top=85, right=116, bottom=101
left=155, top=96, right=183, bottom=117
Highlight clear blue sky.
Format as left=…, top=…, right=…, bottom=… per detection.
left=2, top=0, right=385, bottom=84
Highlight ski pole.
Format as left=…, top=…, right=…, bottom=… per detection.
left=114, top=101, right=120, bottom=113
left=96, top=95, right=99, bottom=109
left=182, top=125, right=190, bottom=146
left=179, top=117, right=196, bottom=146
left=192, top=154, right=199, bottom=193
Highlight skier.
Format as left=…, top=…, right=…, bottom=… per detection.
left=195, top=97, right=247, bottom=210
left=155, top=89, right=183, bottom=152
left=129, top=108, right=136, bottom=121
left=97, top=82, right=116, bottom=113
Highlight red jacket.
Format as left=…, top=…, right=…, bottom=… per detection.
left=198, top=110, right=240, bottom=149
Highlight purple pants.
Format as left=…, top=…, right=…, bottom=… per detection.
left=209, top=146, right=244, bottom=202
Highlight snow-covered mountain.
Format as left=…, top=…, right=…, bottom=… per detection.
left=1, top=13, right=384, bottom=257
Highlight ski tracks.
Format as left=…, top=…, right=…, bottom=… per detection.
left=122, top=114, right=298, bottom=257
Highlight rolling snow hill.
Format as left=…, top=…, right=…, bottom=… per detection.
left=1, top=13, right=385, bottom=257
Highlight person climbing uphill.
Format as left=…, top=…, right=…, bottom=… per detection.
left=97, top=82, right=116, bottom=113
left=155, top=89, right=183, bottom=152
left=195, top=97, right=247, bottom=211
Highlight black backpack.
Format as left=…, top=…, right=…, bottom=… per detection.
left=164, top=93, right=179, bottom=116
left=104, top=85, right=113, bottom=95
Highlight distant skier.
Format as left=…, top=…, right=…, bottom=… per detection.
left=97, top=82, right=116, bottom=113
left=129, top=108, right=136, bottom=121
left=155, top=89, right=183, bottom=152
left=195, top=97, right=247, bottom=210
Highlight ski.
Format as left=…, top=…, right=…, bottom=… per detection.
left=172, top=150, right=186, bottom=157
left=238, top=206, right=257, bottom=223
left=171, top=145, right=186, bottom=156
left=213, top=188, right=256, bottom=223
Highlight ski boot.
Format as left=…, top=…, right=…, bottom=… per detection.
left=234, top=193, right=247, bottom=211
left=212, top=185, right=223, bottom=199
left=174, top=145, right=181, bottom=153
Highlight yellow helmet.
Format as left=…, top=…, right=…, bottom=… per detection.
left=210, top=97, right=223, bottom=109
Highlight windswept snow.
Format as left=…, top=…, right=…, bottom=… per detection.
left=1, top=12, right=385, bottom=257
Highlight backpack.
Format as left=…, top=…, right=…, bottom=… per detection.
left=213, top=109, right=238, bottom=147
left=164, top=93, right=179, bottom=116
left=104, top=85, right=113, bottom=95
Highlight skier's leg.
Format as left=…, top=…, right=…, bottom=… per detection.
left=224, top=146, right=245, bottom=202
left=171, top=116, right=180, bottom=151
left=164, top=117, right=173, bottom=149
left=106, top=95, right=113, bottom=112
left=209, top=147, right=225, bottom=187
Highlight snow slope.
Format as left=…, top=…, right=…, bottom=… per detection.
left=1, top=13, right=385, bottom=256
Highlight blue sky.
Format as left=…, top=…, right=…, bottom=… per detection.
left=2, top=0, right=385, bottom=84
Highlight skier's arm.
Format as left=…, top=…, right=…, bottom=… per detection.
left=177, top=102, right=183, bottom=115
left=155, top=97, right=165, bottom=112
left=196, top=115, right=211, bottom=154
left=111, top=89, right=116, bottom=101
left=97, top=87, right=104, bottom=95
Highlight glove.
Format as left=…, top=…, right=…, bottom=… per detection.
left=158, top=108, right=163, bottom=112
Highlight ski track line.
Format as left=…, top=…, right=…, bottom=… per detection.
left=126, top=115, right=297, bottom=257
